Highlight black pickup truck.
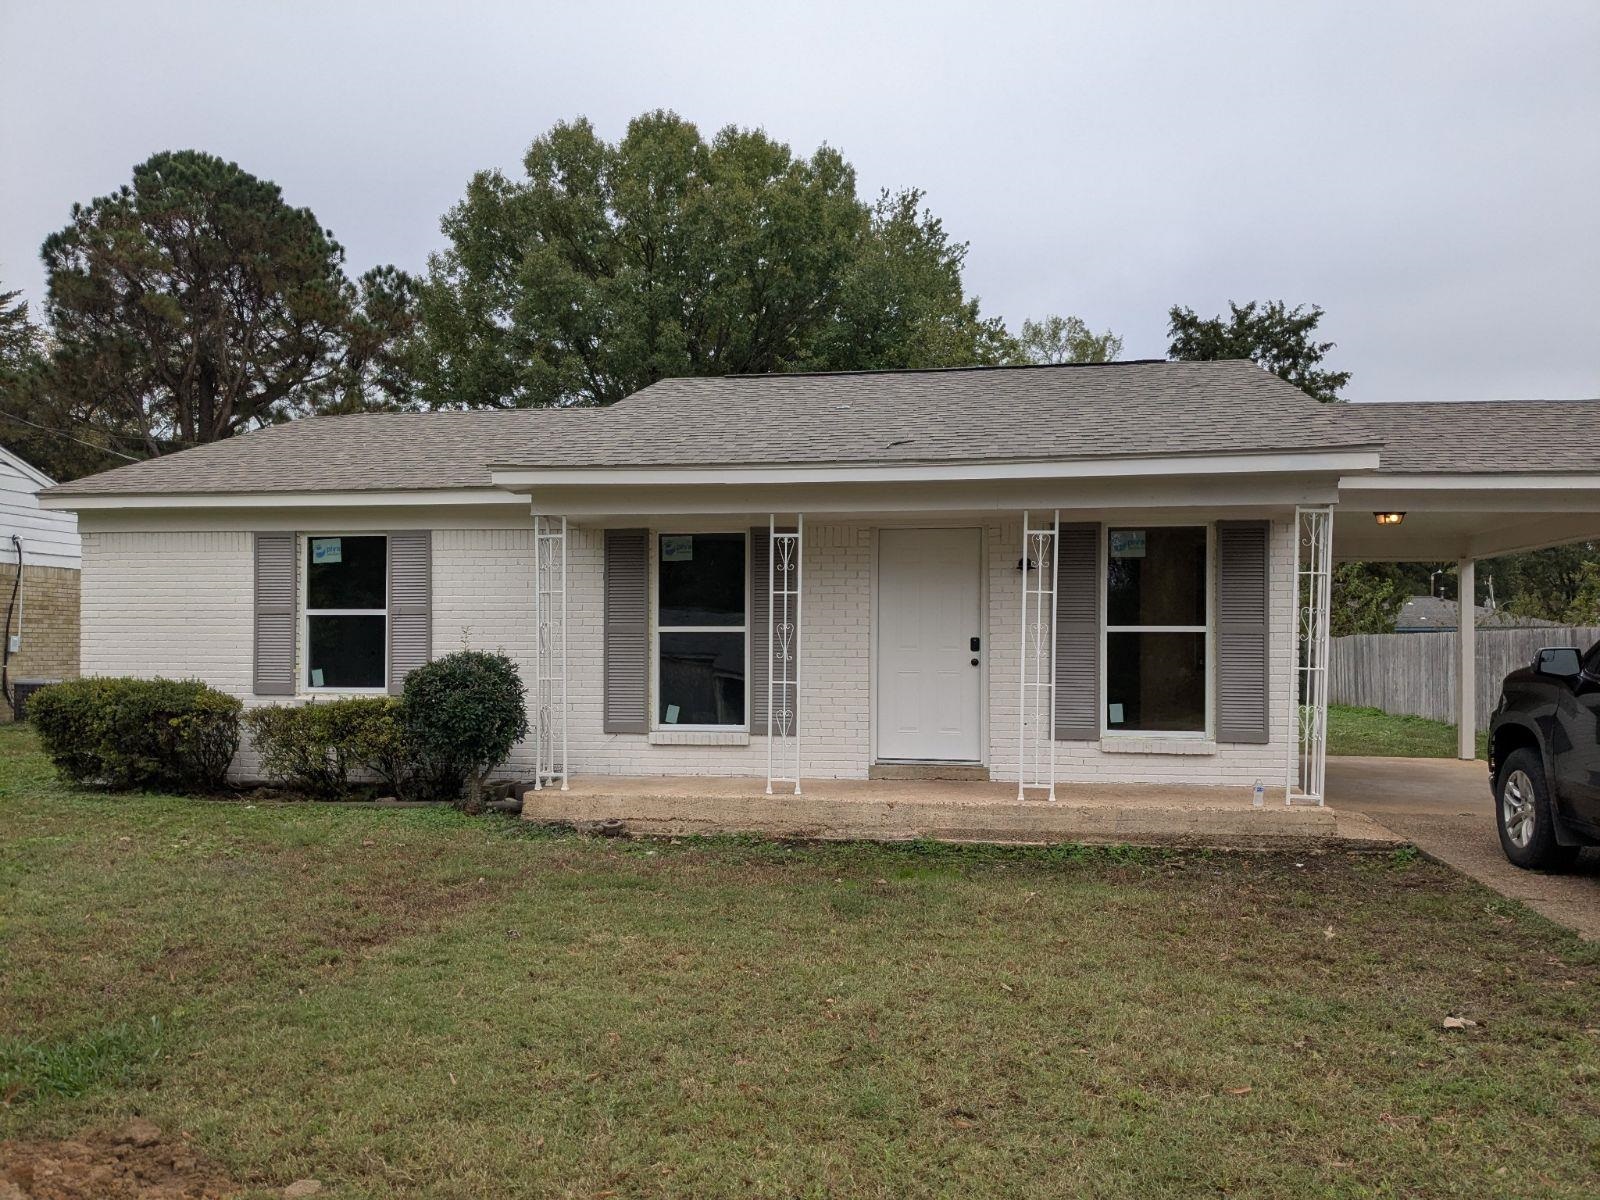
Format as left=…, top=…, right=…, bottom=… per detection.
left=1488, top=642, right=1600, bottom=869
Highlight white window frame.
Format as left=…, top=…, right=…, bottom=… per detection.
left=650, top=530, right=751, bottom=732
left=300, top=532, right=389, bottom=695
left=1101, top=522, right=1214, bottom=739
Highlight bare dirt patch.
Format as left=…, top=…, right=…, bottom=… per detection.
left=0, top=1120, right=239, bottom=1199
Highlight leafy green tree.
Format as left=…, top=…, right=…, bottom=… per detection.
left=1330, top=562, right=1409, bottom=636
left=39, top=151, right=359, bottom=458
left=0, top=286, right=46, bottom=459
left=1490, top=544, right=1600, bottom=623
left=1564, top=559, right=1600, bottom=624
left=0, top=284, right=136, bottom=479
left=0, top=287, right=40, bottom=370
left=1012, top=314, right=1122, bottom=365
left=1167, top=300, right=1350, bottom=402
left=416, top=112, right=1009, bottom=409
left=807, top=189, right=1013, bottom=372
left=319, top=265, right=421, bottom=415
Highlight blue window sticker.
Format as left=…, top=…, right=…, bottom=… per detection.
left=1109, top=530, right=1146, bottom=559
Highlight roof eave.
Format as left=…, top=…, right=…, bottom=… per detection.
left=38, top=486, right=530, bottom=512
left=488, top=447, right=1384, bottom=491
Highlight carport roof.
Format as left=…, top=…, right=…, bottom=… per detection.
left=1344, top=399, right=1600, bottom=474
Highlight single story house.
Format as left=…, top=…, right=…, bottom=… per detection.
left=1392, top=594, right=1555, bottom=633
left=39, top=360, right=1600, bottom=803
left=2, top=443, right=81, bottom=721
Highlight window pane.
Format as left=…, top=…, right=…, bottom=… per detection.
left=1107, top=527, right=1206, bottom=627
left=659, top=533, right=745, bottom=627
left=307, top=536, right=387, bottom=610
left=659, top=632, right=745, bottom=726
left=308, top=614, right=386, bottom=689
left=1106, top=631, right=1205, bottom=732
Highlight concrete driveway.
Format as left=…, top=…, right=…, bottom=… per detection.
left=1328, top=756, right=1600, bottom=941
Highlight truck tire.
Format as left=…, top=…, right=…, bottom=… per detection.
left=1495, top=748, right=1579, bottom=871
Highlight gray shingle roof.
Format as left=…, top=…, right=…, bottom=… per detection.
left=486, top=359, right=1365, bottom=469
left=1342, top=399, right=1600, bottom=474
left=44, top=360, right=1600, bottom=498
left=48, top=407, right=584, bottom=496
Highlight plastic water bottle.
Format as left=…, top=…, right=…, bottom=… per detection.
left=1252, top=778, right=1266, bottom=808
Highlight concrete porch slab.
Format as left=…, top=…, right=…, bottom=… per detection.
left=521, top=775, right=1402, bottom=851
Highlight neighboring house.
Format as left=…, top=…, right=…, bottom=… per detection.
left=37, top=361, right=1600, bottom=801
left=1, top=444, right=81, bottom=721
left=1393, top=594, right=1557, bottom=632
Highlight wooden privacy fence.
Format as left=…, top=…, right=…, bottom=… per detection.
left=1330, top=627, right=1600, bottom=727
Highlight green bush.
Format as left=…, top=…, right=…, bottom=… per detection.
left=243, top=697, right=400, bottom=800
left=400, top=650, right=528, bottom=812
left=28, top=677, right=242, bottom=792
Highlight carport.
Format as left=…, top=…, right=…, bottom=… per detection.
left=1326, top=399, right=1600, bottom=765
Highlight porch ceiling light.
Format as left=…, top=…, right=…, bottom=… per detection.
left=1373, top=512, right=1406, bottom=527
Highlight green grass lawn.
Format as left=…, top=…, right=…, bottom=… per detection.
left=1329, top=704, right=1491, bottom=760
left=2, top=725, right=1597, bottom=1198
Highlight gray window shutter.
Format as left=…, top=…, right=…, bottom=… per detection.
left=1054, top=522, right=1101, bottom=741
left=1216, top=520, right=1272, bottom=743
left=749, top=527, right=771, bottom=731
left=387, top=531, right=432, bottom=696
left=253, top=532, right=296, bottom=696
left=603, top=529, right=649, bottom=734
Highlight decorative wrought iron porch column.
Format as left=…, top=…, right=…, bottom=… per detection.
left=1288, top=505, right=1333, bottom=804
left=531, top=513, right=568, bottom=792
left=1017, top=511, right=1060, bottom=800
left=765, top=514, right=803, bottom=796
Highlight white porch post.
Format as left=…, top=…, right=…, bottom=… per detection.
left=1457, top=556, right=1476, bottom=760
left=1017, top=511, right=1060, bottom=800
left=531, top=513, right=569, bottom=791
left=765, top=514, right=803, bottom=796
left=1287, top=506, right=1333, bottom=804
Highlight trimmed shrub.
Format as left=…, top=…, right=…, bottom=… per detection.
left=400, top=650, right=528, bottom=812
left=28, top=677, right=242, bottom=792
left=243, top=697, right=399, bottom=801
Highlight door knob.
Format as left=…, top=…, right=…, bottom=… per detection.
left=971, top=657, right=980, bottom=666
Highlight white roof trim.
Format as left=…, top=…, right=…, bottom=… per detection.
left=39, top=487, right=530, bottom=512
left=1340, top=473, right=1600, bottom=491
left=490, top=449, right=1382, bottom=490
left=0, top=444, right=56, bottom=490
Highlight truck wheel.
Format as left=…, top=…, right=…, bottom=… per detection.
left=1495, top=749, right=1578, bottom=871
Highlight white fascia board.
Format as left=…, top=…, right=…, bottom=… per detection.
left=1339, top=473, right=1600, bottom=492
left=39, top=487, right=529, bottom=512
left=490, top=449, right=1381, bottom=490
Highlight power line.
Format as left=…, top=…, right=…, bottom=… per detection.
left=0, top=410, right=143, bottom=461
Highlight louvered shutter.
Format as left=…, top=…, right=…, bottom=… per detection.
left=1054, top=522, right=1101, bottom=741
left=1215, top=520, right=1271, bottom=743
left=749, top=528, right=771, bottom=731
left=387, top=531, right=432, bottom=695
left=603, top=529, right=649, bottom=734
left=253, top=533, right=296, bottom=696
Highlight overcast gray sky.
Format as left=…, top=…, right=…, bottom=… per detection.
left=2, top=0, right=1596, bottom=403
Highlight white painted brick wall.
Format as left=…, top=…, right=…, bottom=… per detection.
left=426, top=524, right=875, bottom=780
left=80, top=530, right=255, bottom=693
left=986, top=518, right=1295, bottom=788
left=79, top=518, right=1297, bottom=789
left=557, top=523, right=872, bottom=779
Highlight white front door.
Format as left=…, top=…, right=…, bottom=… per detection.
left=876, top=528, right=983, bottom=761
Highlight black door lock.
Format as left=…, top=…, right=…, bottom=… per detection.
left=970, top=636, right=981, bottom=652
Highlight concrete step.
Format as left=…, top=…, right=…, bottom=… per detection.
left=868, top=762, right=990, bottom=782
